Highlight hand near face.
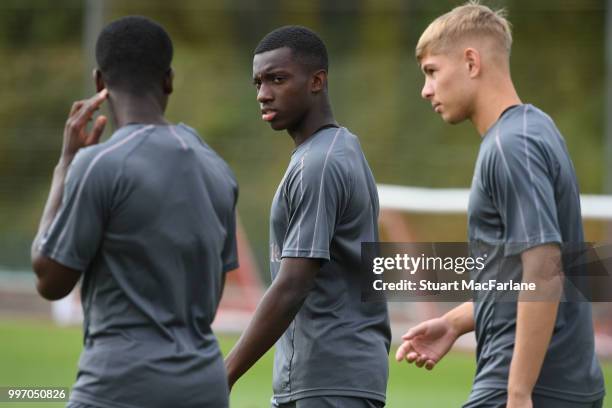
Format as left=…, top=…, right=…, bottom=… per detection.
left=395, top=316, right=459, bottom=370
left=61, top=89, right=108, bottom=165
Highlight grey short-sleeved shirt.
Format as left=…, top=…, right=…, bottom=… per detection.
left=39, top=123, right=239, bottom=408
left=269, top=126, right=391, bottom=404
left=467, top=105, right=605, bottom=402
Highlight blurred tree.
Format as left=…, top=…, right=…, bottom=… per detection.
left=0, top=0, right=605, bottom=271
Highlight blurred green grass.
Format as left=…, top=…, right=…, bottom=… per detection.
left=0, top=319, right=608, bottom=407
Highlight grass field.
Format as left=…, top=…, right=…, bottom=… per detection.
left=0, top=319, right=609, bottom=407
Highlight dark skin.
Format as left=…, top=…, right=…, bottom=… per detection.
left=253, top=47, right=337, bottom=146
left=30, top=69, right=173, bottom=300
left=224, top=47, right=337, bottom=390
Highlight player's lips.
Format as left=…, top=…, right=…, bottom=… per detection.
left=432, top=102, right=442, bottom=113
left=261, top=108, right=278, bottom=122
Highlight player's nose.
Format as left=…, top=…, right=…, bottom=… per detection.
left=421, top=80, right=434, bottom=100
left=257, top=83, right=273, bottom=103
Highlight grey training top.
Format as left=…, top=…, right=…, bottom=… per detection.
left=467, top=105, right=605, bottom=402
left=40, top=123, right=239, bottom=408
left=269, top=126, right=391, bottom=404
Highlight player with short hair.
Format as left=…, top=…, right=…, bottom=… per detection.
left=31, top=16, right=238, bottom=408
left=396, top=2, right=605, bottom=408
left=225, top=26, right=391, bottom=408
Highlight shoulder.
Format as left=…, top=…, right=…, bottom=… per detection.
left=67, top=125, right=158, bottom=189
left=496, top=105, right=559, bottom=145
left=176, top=123, right=220, bottom=155
left=311, top=126, right=359, bottom=153
left=303, top=127, right=359, bottom=169
left=482, top=105, right=558, bottom=161
left=292, top=128, right=352, bottom=183
left=179, top=124, right=238, bottom=194
left=477, top=106, right=563, bottom=189
left=66, top=140, right=121, bottom=186
left=181, top=124, right=236, bottom=171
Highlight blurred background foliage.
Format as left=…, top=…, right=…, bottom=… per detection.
left=0, top=0, right=606, bottom=275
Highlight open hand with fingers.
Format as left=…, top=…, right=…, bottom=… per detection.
left=61, top=89, right=108, bottom=165
left=395, top=316, right=459, bottom=370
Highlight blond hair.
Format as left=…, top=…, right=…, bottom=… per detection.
left=416, top=1, right=512, bottom=62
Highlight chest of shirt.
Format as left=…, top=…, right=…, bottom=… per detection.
left=468, top=152, right=505, bottom=242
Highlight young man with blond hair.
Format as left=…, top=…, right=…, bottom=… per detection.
left=396, top=2, right=605, bottom=407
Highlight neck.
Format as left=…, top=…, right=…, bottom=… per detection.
left=107, top=89, right=169, bottom=129
left=470, top=76, right=521, bottom=136
left=287, top=100, right=337, bottom=147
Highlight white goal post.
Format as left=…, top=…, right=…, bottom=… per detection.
left=378, top=184, right=612, bottom=220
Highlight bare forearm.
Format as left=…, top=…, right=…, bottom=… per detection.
left=31, top=162, right=69, bottom=262
left=443, top=301, right=474, bottom=336
left=225, top=283, right=305, bottom=387
left=508, top=300, right=560, bottom=399
left=508, top=244, right=563, bottom=400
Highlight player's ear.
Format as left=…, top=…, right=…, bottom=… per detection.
left=163, top=68, right=174, bottom=95
left=464, top=48, right=481, bottom=78
left=311, top=69, right=327, bottom=93
left=93, top=69, right=105, bottom=92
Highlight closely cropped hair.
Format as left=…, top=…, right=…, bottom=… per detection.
left=254, top=25, right=328, bottom=72
left=416, top=1, right=512, bottom=61
left=96, top=16, right=173, bottom=93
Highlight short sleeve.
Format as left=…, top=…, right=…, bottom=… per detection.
left=221, top=187, right=239, bottom=273
left=280, top=154, right=346, bottom=260
left=486, top=130, right=562, bottom=256
left=39, top=149, right=110, bottom=271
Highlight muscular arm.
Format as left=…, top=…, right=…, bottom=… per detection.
left=225, top=257, right=319, bottom=389
left=507, top=244, right=563, bottom=406
left=30, top=90, right=108, bottom=300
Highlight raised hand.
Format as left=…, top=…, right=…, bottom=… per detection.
left=61, top=89, right=108, bottom=164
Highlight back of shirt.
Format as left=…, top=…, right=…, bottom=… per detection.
left=467, top=105, right=604, bottom=402
left=40, top=124, right=238, bottom=408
